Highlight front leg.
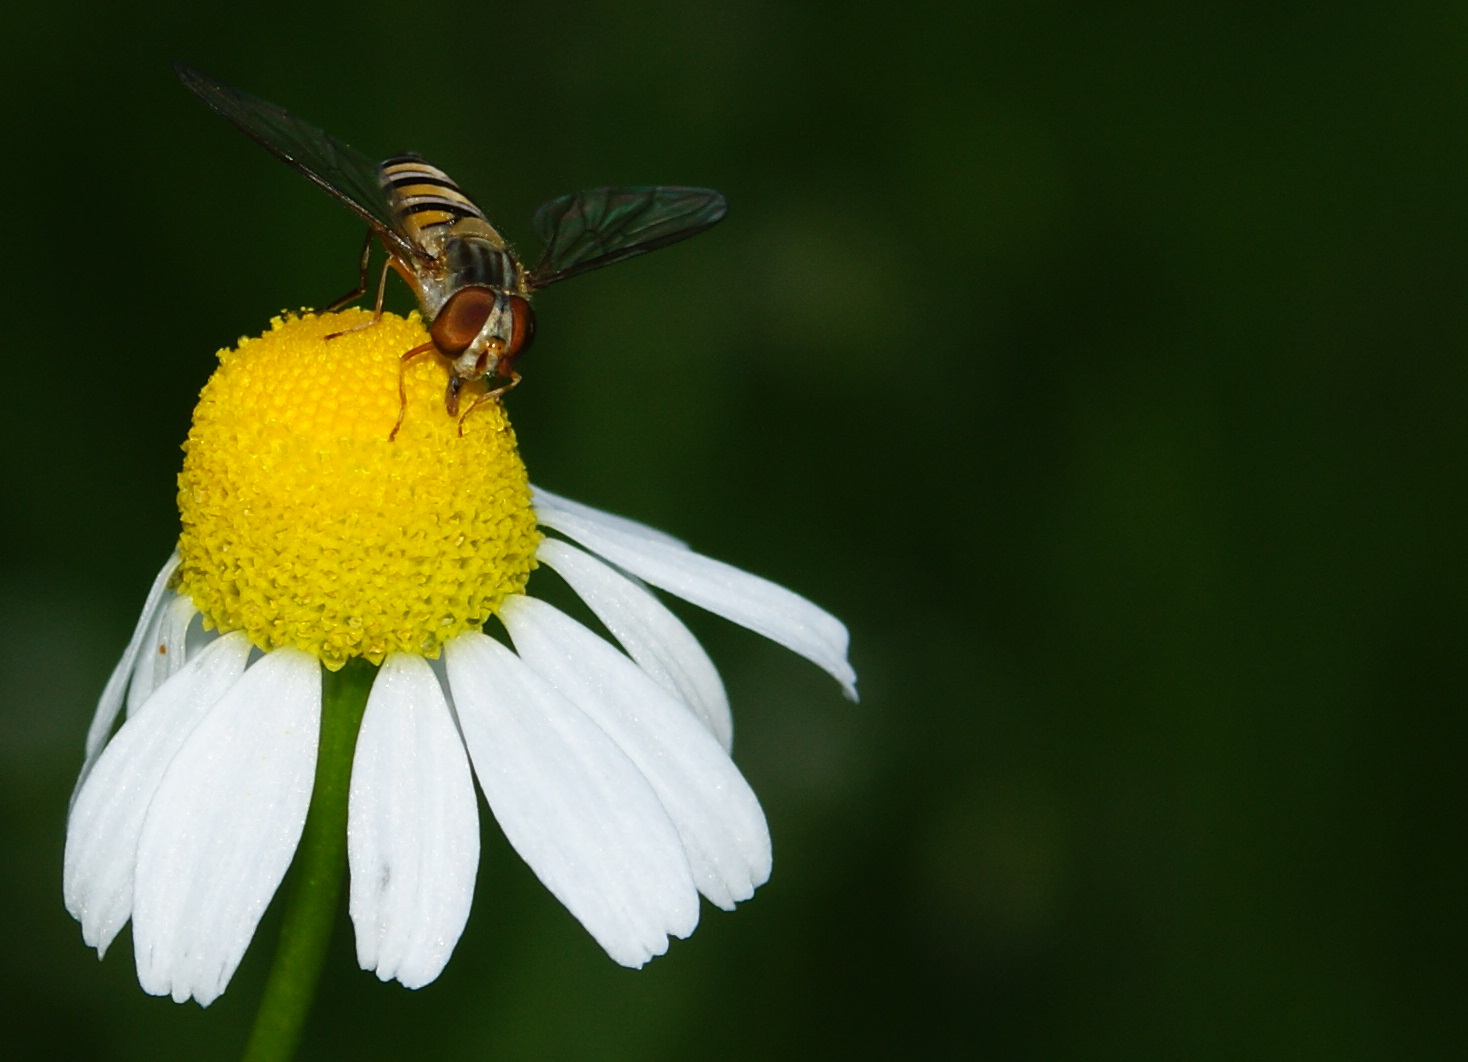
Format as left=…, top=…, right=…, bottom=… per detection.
left=456, top=371, right=521, bottom=436
left=389, top=342, right=439, bottom=441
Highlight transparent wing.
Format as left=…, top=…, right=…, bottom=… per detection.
left=174, top=63, right=420, bottom=262
left=527, top=186, right=727, bottom=289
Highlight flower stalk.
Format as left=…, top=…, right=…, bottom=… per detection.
left=242, top=658, right=376, bottom=1062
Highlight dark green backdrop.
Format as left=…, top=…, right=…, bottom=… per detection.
left=1, top=2, right=1463, bottom=1059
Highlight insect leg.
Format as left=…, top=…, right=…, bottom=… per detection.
left=457, top=371, right=522, bottom=437
left=327, top=258, right=396, bottom=340
left=389, top=342, right=439, bottom=441
left=322, top=228, right=375, bottom=313
left=371, top=254, right=392, bottom=318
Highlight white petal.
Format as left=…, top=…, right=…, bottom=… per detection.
left=123, top=598, right=169, bottom=720
left=537, top=538, right=734, bottom=750
left=132, top=648, right=321, bottom=1006
left=444, top=630, right=697, bottom=967
left=502, top=597, right=771, bottom=911
left=532, top=485, right=689, bottom=550
left=127, top=594, right=200, bottom=718
left=531, top=493, right=858, bottom=700
left=80, top=553, right=180, bottom=780
left=64, top=633, right=252, bottom=958
left=349, top=653, right=479, bottom=989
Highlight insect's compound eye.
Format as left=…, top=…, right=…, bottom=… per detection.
left=504, top=296, right=536, bottom=364
left=430, top=287, right=497, bottom=356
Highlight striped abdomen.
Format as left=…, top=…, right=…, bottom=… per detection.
left=379, top=153, right=523, bottom=298
left=380, top=153, right=487, bottom=242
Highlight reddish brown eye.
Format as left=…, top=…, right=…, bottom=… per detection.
left=430, top=287, right=497, bottom=356
left=505, top=295, right=536, bottom=365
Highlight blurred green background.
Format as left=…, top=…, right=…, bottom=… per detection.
left=1, top=2, right=1464, bottom=1059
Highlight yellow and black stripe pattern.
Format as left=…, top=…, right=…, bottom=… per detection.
left=379, top=153, right=487, bottom=240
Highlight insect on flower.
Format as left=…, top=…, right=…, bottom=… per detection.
left=175, top=63, right=728, bottom=435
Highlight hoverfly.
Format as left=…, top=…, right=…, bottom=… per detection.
left=175, top=64, right=727, bottom=434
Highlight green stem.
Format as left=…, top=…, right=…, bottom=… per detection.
left=242, top=657, right=377, bottom=1062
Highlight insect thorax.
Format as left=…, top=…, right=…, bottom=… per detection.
left=444, top=233, right=523, bottom=294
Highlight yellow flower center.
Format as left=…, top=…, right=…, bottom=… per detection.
left=175, top=310, right=540, bottom=669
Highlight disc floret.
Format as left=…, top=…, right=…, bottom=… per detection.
left=175, top=309, right=540, bottom=668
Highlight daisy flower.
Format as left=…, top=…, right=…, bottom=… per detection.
left=64, top=310, right=855, bottom=1007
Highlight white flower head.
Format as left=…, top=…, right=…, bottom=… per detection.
left=66, top=311, right=855, bottom=1006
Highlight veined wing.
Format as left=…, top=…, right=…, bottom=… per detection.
left=174, top=63, right=420, bottom=263
left=528, top=186, right=727, bottom=289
